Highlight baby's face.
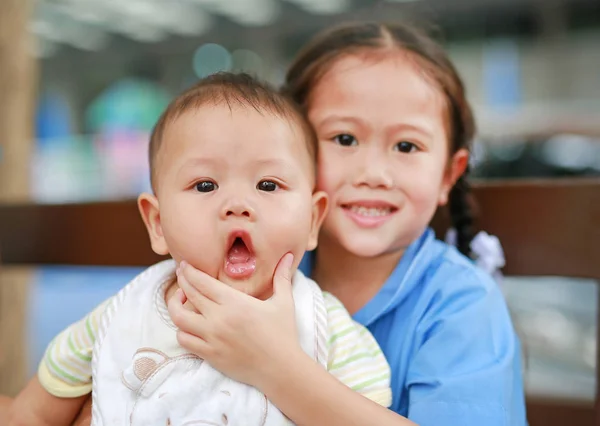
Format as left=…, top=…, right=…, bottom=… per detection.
left=146, top=104, right=326, bottom=300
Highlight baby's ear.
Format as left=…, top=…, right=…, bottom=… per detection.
left=122, top=348, right=170, bottom=393
left=138, top=193, right=169, bottom=255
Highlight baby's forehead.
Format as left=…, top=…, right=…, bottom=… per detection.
left=168, top=103, right=309, bottom=151
left=156, top=104, right=316, bottom=180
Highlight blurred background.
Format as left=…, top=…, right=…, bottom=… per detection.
left=28, top=0, right=600, bottom=201
left=0, top=0, right=598, bottom=420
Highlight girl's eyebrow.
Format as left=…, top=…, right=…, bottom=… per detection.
left=385, top=122, right=435, bottom=140
left=313, top=114, right=367, bottom=128
left=316, top=114, right=434, bottom=140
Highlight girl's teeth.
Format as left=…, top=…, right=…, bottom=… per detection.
left=349, top=206, right=391, bottom=216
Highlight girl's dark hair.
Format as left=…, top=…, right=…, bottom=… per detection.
left=283, top=22, right=476, bottom=257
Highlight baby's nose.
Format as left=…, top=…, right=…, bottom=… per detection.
left=226, top=204, right=250, bottom=217
left=221, top=200, right=256, bottom=220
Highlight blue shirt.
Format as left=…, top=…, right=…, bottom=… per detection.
left=300, top=229, right=527, bottom=426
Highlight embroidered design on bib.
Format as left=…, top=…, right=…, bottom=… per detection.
left=121, top=348, right=269, bottom=426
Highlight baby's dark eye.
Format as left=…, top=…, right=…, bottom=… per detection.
left=394, top=141, right=418, bottom=153
left=257, top=180, right=278, bottom=192
left=195, top=181, right=217, bottom=192
left=333, top=134, right=357, bottom=147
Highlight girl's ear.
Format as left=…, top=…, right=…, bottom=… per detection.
left=138, top=193, right=169, bottom=255
left=307, top=191, right=329, bottom=251
left=439, top=148, right=469, bottom=206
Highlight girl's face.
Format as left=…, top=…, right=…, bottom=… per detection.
left=307, top=52, right=468, bottom=258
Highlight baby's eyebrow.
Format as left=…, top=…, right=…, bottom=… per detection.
left=176, top=158, right=228, bottom=177
left=175, top=157, right=222, bottom=180
left=253, top=158, right=289, bottom=168
left=179, top=157, right=222, bottom=169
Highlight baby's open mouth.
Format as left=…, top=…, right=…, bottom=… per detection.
left=224, top=231, right=256, bottom=279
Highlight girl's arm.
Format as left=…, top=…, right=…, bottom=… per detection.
left=170, top=258, right=416, bottom=426
left=257, top=349, right=413, bottom=426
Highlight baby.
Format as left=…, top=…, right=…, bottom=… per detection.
left=10, top=73, right=391, bottom=426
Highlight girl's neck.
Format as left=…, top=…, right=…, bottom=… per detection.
left=312, top=234, right=404, bottom=315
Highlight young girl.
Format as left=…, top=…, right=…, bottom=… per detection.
left=167, top=21, right=527, bottom=426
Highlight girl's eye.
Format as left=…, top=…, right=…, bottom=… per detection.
left=333, top=133, right=357, bottom=147
left=257, top=180, right=278, bottom=192
left=394, top=141, right=418, bottom=153
left=195, top=181, right=217, bottom=192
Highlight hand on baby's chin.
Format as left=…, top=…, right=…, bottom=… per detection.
left=172, top=288, right=197, bottom=314
left=168, top=253, right=301, bottom=388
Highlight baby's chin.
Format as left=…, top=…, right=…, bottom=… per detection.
left=217, top=271, right=274, bottom=301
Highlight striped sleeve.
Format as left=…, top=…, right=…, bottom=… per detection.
left=38, top=298, right=112, bottom=397
left=323, top=292, right=392, bottom=407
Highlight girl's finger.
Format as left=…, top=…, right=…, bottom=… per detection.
left=180, top=261, right=239, bottom=304
left=168, top=295, right=209, bottom=338
left=177, top=270, right=217, bottom=314
left=176, top=330, right=212, bottom=359
left=174, top=287, right=187, bottom=304
left=272, top=253, right=294, bottom=306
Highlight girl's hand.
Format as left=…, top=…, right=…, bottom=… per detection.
left=168, top=253, right=300, bottom=388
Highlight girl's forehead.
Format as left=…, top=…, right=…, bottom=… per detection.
left=321, top=51, right=437, bottom=88
left=308, top=53, right=446, bottom=117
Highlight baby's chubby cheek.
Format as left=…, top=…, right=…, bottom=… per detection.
left=172, top=248, right=223, bottom=277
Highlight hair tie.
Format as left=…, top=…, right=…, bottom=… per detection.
left=445, top=229, right=505, bottom=283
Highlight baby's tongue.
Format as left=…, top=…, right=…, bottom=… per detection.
left=225, top=240, right=256, bottom=277
left=228, top=240, right=251, bottom=263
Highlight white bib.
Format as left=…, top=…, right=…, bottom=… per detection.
left=90, top=260, right=328, bottom=426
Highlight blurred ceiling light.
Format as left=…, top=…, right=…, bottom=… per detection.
left=92, top=0, right=168, bottom=42
left=303, top=0, right=349, bottom=15
left=284, top=0, right=349, bottom=15
left=187, top=0, right=222, bottom=8
left=30, top=13, right=108, bottom=51
left=124, top=2, right=213, bottom=36
left=115, top=0, right=161, bottom=18
left=190, top=0, right=279, bottom=26
left=167, top=8, right=212, bottom=36
left=56, top=3, right=109, bottom=25
left=30, top=19, right=66, bottom=44
left=67, top=27, right=109, bottom=51
left=33, top=0, right=272, bottom=44
left=115, top=21, right=168, bottom=43
left=193, top=43, right=232, bottom=78
left=225, top=0, right=280, bottom=26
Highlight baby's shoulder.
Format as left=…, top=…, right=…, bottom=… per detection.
left=320, top=292, right=369, bottom=339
